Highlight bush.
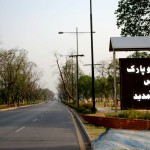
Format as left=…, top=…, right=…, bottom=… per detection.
left=118, top=110, right=143, bottom=119
left=0, top=104, right=15, bottom=110
left=79, top=102, right=93, bottom=109
left=64, top=101, right=94, bottom=114
left=105, top=110, right=150, bottom=120
left=105, top=112, right=119, bottom=118
left=0, top=104, right=9, bottom=109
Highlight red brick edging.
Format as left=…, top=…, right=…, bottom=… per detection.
left=81, top=115, right=150, bottom=130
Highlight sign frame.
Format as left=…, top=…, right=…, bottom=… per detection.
left=120, top=58, right=150, bottom=109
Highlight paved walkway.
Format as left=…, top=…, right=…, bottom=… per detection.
left=92, top=128, right=150, bottom=150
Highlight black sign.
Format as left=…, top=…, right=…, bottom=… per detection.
left=120, top=58, right=150, bottom=109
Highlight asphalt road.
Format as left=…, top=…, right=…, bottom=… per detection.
left=0, top=100, right=89, bottom=150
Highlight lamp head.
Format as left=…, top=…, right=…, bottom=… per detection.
left=58, top=32, right=64, bottom=34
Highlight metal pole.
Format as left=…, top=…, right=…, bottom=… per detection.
left=76, top=27, right=79, bottom=107
left=113, top=49, right=117, bottom=113
left=72, top=55, right=74, bottom=97
left=90, top=0, right=95, bottom=113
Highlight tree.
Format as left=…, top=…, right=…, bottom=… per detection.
left=55, top=52, right=84, bottom=102
left=127, top=51, right=150, bottom=58
left=95, top=60, right=110, bottom=77
left=38, top=88, right=54, bottom=101
left=115, top=0, right=150, bottom=36
left=55, top=53, right=76, bottom=102
left=94, top=58, right=120, bottom=103
left=78, top=75, right=92, bottom=99
left=95, top=77, right=108, bottom=99
left=0, top=49, right=48, bottom=106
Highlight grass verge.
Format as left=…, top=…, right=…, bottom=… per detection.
left=83, top=122, right=106, bottom=141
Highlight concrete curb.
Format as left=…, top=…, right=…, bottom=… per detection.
left=67, top=107, right=94, bottom=150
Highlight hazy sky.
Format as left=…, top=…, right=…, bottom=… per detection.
left=0, top=0, right=129, bottom=93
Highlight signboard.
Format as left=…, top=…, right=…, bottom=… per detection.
left=120, top=58, right=150, bottom=109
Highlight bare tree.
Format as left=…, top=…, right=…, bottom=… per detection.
left=54, top=53, right=75, bottom=102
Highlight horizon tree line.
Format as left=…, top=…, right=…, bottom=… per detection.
left=0, top=48, right=54, bottom=106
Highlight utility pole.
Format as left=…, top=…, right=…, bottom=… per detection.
left=90, top=0, right=95, bottom=113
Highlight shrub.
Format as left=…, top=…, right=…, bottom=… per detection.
left=105, top=110, right=150, bottom=120
left=64, top=101, right=94, bottom=114
left=105, top=112, right=119, bottom=118
left=79, top=102, right=93, bottom=110
left=118, top=110, right=143, bottom=119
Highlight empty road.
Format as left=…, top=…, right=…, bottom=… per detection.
left=0, top=100, right=89, bottom=150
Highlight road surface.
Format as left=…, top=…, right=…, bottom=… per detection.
left=0, top=100, right=90, bottom=150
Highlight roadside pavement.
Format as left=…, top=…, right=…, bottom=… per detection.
left=92, top=129, right=150, bottom=150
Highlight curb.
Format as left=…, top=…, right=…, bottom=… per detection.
left=67, top=107, right=94, bottom=150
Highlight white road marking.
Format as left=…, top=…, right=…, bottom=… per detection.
left=15, top=126, right=25, bottom=133
left=33, top=119, right=38, bottom=122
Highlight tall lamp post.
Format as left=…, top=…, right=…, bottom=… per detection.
left=90, top=0, right=95, bottom=113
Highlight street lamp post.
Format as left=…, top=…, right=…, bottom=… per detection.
left=90, top=0, right=96, bottom=113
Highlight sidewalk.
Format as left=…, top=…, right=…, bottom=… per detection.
left=92, top=128, right=150, bottom=150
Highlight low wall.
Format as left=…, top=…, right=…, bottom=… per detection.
left=81, top=115, right=150, bottom=130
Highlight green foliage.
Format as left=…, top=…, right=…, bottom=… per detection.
left=78, top=75, right=92, bottom=99
left=105, top=110, right=150, bottom=120
left=127, top=52, right=150, bottom=58
left=96, top=77, right=109, bottom=98
left=141, top=113, right=150, bottom=120
left=0, top=49, right=54, bottom=107
left=65, top=102, right=94, bottom=114
left=118, top=110, right=143, bottom=119
left=105, top=112, right=119, bottom=118
left=115, top=0, right=150, bottom=36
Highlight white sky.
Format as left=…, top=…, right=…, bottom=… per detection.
left=0, top=0, right=131, bottom=93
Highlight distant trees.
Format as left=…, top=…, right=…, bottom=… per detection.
left=56, top=54, right=120, bottom=103
left=0, top=49, right=54, bottom=106
left=77, top=59, right=119, bottom=102
left=56, top=52, right=150, bottom=103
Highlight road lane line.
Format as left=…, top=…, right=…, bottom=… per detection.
left=33, top=119, right=38, bottom=122
left=15, top=126, right=25, bottom=133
